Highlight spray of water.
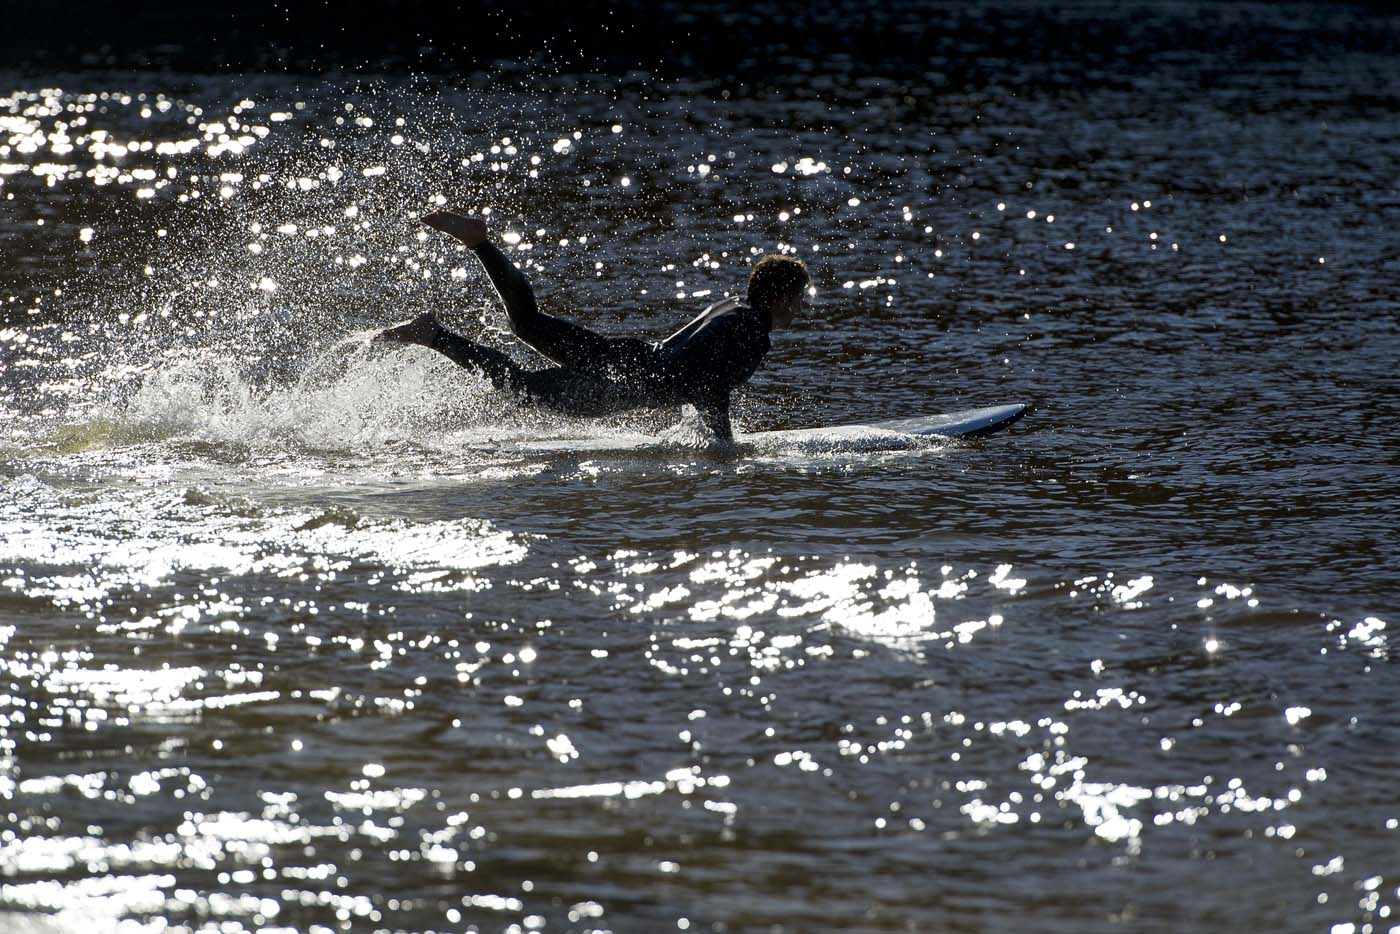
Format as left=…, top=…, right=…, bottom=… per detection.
left=3, top=74, right=908, bottom=464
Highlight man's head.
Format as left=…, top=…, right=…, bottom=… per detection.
left=747, top=254, right=811, bottom=330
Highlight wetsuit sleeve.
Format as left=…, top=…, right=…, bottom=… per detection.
left=695, top=390, right=733, bottom=441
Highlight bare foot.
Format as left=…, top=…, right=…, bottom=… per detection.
left=420, top=211, right=488, bottom=247
left=373, top=311, right=440, bottom=346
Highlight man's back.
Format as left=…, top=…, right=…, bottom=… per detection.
left=654, top=297, right=772, bottom=399
left=509, top=297, right=774, bottom=428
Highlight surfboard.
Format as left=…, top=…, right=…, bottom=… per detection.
left=832, top=404, right=1028, bottom=439
left=480, top=404, right=1028, bottom=456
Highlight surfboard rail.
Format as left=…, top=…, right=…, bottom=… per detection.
left=862, top=403, right=1029, bottom=438
left=475, top=403, right=1029, bottom=455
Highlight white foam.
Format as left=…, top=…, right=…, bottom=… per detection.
left=109, top=339, right=515, bottom=452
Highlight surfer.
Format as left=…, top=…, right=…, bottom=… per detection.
left=375, top=211, right=810, bottom=441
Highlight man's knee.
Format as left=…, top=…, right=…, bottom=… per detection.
left=506, top=312, right=543, bottom=343
left=508, top=312, right=585, bottom=363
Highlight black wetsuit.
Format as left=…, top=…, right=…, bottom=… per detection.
left=427, top=242, right=772, bottom=439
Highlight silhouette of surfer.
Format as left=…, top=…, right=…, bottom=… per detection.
left=375, top=211, right=810, bottom=441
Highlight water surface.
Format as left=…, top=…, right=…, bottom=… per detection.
left=2, top=6, right=1398, bottom=931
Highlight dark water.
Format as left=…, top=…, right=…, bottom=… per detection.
left=2, top=4, right=1398, bottom=932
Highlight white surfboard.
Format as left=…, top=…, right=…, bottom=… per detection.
left=818, top=404, right=1028, bottom=439
left=478, top=404, right=1028, bottom=456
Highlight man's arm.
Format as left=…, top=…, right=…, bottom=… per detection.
left=695, top=390, right=734, bottom=442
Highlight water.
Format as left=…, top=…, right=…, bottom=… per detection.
left=2, top=4, right=1399, bottom=932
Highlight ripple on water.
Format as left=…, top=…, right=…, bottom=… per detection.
left=3, top=28, right=1400, bottom=931
left=2, top=508, right=1396, bottom=930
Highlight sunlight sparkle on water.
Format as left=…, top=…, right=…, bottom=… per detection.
left=2, top=59, right=1395, bottom=933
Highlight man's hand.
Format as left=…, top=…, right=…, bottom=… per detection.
left=421, top=211, right=488, bottom=247
left=696, top=397, right=734, bottom=443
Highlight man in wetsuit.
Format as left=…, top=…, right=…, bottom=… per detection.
left=375, top=211, right=810, bottom=441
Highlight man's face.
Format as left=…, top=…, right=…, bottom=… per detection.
left=770, top=287, right=808, bottom=330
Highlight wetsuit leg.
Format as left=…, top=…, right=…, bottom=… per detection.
left=472, top=242, right=652, bottom=373
left=426, top=326, right=612, bottom=415
left=425, top=328, right=529, bottom=395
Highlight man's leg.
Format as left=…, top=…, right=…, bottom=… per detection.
left=420, top=212, right=645, bottom=373
left=377, top=313, right=656, bottom=419
left=470, top=240, right=636, bottom=370
left=376, top=313, right=526, bottom=395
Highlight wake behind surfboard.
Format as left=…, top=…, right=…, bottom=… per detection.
left=478, top=403, right=1029, bottom=456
